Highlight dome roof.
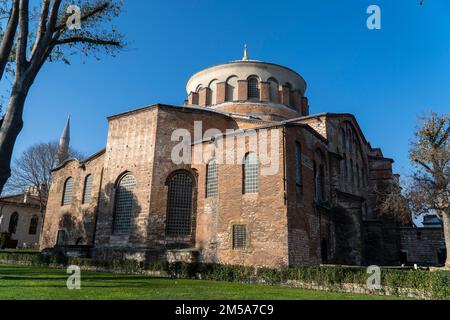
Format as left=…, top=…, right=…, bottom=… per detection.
left=186, top=60, right=307, bottom=95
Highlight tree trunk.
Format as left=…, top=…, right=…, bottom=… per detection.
left=0, top=88, right=28, bottom=194
left=441, top=210, right=450, bottom=268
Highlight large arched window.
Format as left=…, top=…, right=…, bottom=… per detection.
left=247, top=77, right=260, bottom=99
left=62, top=177, right=74, bottom=206
left=206, top=159, right=218, bottom=198
left=243, top=153, right=259, bottom=194
left=8, top=212, right=19, bottom=234
left=112, top=174, right=137, bottom=235
left=28, top=215, right=39, bottom=235
left=82, top=174, right=93, bottom=204
left=166, top=172, right=194, bottom=238
left=295, top=142, right=303, bottom=192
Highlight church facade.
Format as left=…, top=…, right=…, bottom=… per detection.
left=40, top=52, right=401, bottom=268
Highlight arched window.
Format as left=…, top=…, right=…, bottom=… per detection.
left=166, top=172, right=194, bottom=238
left=243, top=153, right=259, bottom=194
left=315, top=164, right=325, bottom=201
left=62, top=177, right=74, bottom=206
left=28, top=215, right=39, bottom=235
left=342, top=153, right=348, bottom=185
left=340, top=129, right=346, bottom=152
left=350, top=159, right=354, bottom=185
left=226, top=76, right=238, bottom=102
left=82, top=174, right=93, bottom=204
left=295, top=142, right=303, bottom=192
left=208, top=79, right=218, bottom=105
left=206, top=159, right=218, bottom=198
left=8, top=212, right=19, bottom=234
left=268, top=78, right=279, bottom=103
left=112, top=174, right=137, bottom=235
left=360, top=166, right=364, bottom=187
left=356, top=164, right=360, bottom=188
left=247, top=77, right=259, bottom=99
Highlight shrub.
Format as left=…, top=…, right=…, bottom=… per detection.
left=0, top=252, right=448, bottom=299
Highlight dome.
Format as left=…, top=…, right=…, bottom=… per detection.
left=185, top=51, right=309, bottom=120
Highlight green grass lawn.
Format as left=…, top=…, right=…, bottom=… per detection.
left=0, top=265, right=403, bottom=300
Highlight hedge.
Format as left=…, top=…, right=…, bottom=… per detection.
left=0, top=252, right=448, bottom=299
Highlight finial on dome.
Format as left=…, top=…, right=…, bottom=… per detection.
left=242, top=44, right=249, bottom=61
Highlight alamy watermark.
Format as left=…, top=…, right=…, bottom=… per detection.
left=366, top=265, right=381, bottom=290
left=171, top=122, right=280, bottom=176
left=66, top=265, right=81, bottom=290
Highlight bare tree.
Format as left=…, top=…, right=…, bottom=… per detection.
left=379, top=112, right=450, bottom=267
left=0, top=0, right=124, bottom=194
left=4, top=141, right=84, bottom=212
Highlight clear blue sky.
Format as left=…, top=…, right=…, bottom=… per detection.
left=5, top=0, right=450, bottom=177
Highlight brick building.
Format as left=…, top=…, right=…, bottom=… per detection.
left=41, top=51, right=404, bottom=268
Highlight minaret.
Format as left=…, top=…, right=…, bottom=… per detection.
left=54, top=116, right=70, bottom=167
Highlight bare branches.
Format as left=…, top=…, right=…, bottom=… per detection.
left=4, top=141, right=84, bottom=208
left=54, top=36, right=121, bottom=46
left=0, top=0, right=20, bottom=81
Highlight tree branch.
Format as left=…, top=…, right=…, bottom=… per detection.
left=31, top=0, right=51, bottom=57
left=54, top=36, right=122, bottom=47
left=0, top=0, right=20, bottom=81
left=16, top=0, right=30, bottom=75
left=54, top=1, right=110, bottom=33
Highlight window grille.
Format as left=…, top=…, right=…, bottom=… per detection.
left=113, top=174, right=136, bottom=235
left=62, top=177, right=74, bottom=206
left=28, top=215, right=39, bottom=235
left=295, top=142, right=303, bottom=192
left=166, top=173, right=194, bottom=237
left=206, top=159, right=218, bottom=198
left=82, top=175, right=93, bottom=204
left=243, top=153, right=259, bottom=194
left=248, top=78, right=260, bottom=99
left=233, top=225, right=247, bottom=250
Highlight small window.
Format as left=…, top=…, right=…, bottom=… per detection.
left=82, top=174, right=93, bottom=204
left=232, top=225, right=247, bottom=250
left=28, top=215, right=39, bottom=235
left=247, top=77, right=259, bottom=99
left=243, top=153, right=259, bottom=194
left=56, top=230, right=67, bottom=246
left=206, top=159, right=218, bottom=198
left=62, top=177, right=74, bottom=206
left=295, top=142, right=303, bottom=192
left=8, top=212, right=19, bottom=234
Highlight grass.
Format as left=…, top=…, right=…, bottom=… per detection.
left=0, top=265, right=405, bottom=300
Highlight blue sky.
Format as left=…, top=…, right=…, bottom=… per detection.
left=3, top=0, right=450, bottom=177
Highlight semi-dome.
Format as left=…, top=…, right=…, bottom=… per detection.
left=184, top=48, right=310, bottom=121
